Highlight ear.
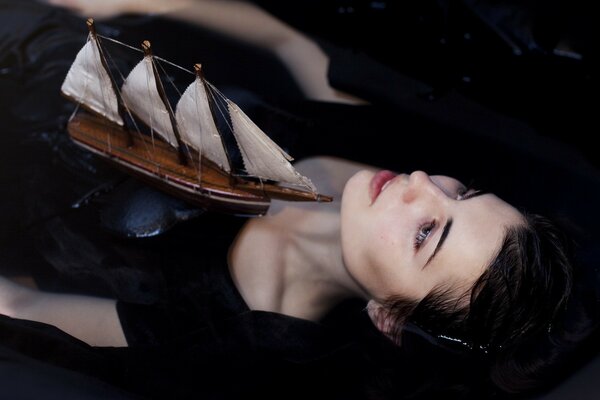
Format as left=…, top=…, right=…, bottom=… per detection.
left=367, top=300, right=404, bottom=344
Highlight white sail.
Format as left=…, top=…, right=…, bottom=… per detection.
left=227, top=100, right=316, bottom=191
left=175, top=77, right=230, bottom=172
left=61, top=34, right=123, bottom=126
left=121, top=56, right=178, bottom=147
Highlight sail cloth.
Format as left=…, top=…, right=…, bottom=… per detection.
left=121, top=56, right=179, bottom=148
left=61, top=34, right=124, bottom=126
left=176, top=77, right=231, bottom=173
left=227, top=101, right=317, bottom=191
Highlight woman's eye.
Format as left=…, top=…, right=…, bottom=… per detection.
left=456, top=186, right=470, bottom=200
left=456, top=185, right=481, bottom=200
left=414, top=221, right=436, bottom=250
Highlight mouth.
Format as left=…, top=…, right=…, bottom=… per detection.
left=369, top=170, right=397, bottom=204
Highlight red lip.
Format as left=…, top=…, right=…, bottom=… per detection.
left=370, top=170, right=397, bottom=204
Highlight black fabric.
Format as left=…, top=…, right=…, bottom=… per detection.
left=0, top=344, right=139, bottom=400
left=0, top=210, right=480, bottom=399
left=0, top=1, right=598, bottom=399
left=109, top=220, right=374, bottom=399
left=116, top=219, right=249, bottom=347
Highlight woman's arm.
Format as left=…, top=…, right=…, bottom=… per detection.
left=0, top=276, right=127, bottom=347
left=42, top=0, right=364, bottom=104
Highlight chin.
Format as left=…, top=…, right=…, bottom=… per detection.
left=340, top=170, right=374, bottom=266
left=342, top=170, right=374, bottom=205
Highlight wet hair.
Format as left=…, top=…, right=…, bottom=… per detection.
left=378, top=213, right=587, bottom=395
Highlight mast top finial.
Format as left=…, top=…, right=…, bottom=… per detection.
left=86, top=18, right=96, bottom=34
left=194, top=63, right=203, bottom=76
left=142, top=40, right=152, bottom=56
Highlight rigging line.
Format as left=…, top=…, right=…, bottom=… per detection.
left=97, top=35, right=195, bottom=75
left=153, top=58, right=195, bottom=161
left=206, top=81, right=273, bottom=149
left=204, top=82, right=256, bottom=179
left=101, top=39, right=154, bottom=162
left=92, top=35, right=308, bottom=188
left=87, top=38, right=112, bottom=152
left=202, top=82, right=245, bottom=175
left=208, top=89, right=252, bottom=177
left=229, top=105, right=289, bottom=182
left=143, top=58, right=159, bottom=155
left=153, top=55, right=194, bottom=75
left=91, top=41, right=113, bottom=152
left=94, top=36, right=120, bottom=153
left=190, top=81, right=203, bottom=181
left=68, top=36, right=91, bottom=123
left=206, top=81, right=294, bottom=163
left=204, top=81, right=234, bottom=133
left=155, top=57, right=184, bottom=97
left=97, top=34, right=143, bottom=53
left=204, top=82, right=272, bottom=180
left=92, top=40, right=114, bottom=127
left=226, top=95, right=294, bottom=165
left=204, top=81, right=234, bottom=124
left=206, top=80, right=310, bottom=189
left=151, top=58, right=193, bottom=160
left=209, top=84, right=312, bottom=190
left=69, top=100, right=82, bottom=122
left=205, top=81, right=230, bottom=104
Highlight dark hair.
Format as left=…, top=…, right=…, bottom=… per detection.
left=379, top=213, right=584, bottom=395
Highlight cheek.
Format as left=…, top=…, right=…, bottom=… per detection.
left=346, top=224, right=409, bottom=296
left=342, top=170, right=372, bottom=204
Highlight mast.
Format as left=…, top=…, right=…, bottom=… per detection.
left=194, top=63, right=234, bottom=176
left=86, top=18, right=133, bottom=147
left=175, top=64, right=233, bottom=174
left=142, top=40, right=188, bottom=165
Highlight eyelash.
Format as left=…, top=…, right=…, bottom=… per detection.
left=456, top=185, right=481, bottom=200
left=414, top=183, right=482, bottom=250
left=414, top=221, right=436, bottom=250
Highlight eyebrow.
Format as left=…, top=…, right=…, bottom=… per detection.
left=422, top=190, right=489, bottom=270
left=423, top=219, right=453, bottom=269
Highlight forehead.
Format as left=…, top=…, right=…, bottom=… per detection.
left=427, top=194, right=524, bottom=292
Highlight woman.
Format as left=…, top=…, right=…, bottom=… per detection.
left=0, top=156, right=579, bottom=398
left=1, top=2, right=592, bottom=398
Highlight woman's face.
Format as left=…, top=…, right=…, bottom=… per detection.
left=340, top=170, right=524, bottom=303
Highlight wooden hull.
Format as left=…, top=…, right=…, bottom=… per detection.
left=67, top=111, right=330, bottom=216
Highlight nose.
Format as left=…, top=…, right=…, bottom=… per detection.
left=404, top=170, right=446, bottom=203
left=408, top=170, right=431, bottom=187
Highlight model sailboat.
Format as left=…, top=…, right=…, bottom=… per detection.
left=61, top=19, right=331, bottom=216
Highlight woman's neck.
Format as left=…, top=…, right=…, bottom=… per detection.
left=228, top=200, right=367, bottom=321
left=278, top=208, right=368, bottom=319
left=228, top=156, right=374, bottom=321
